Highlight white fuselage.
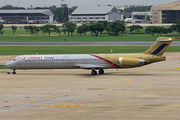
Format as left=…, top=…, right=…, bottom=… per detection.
left=5, top=54, right=116, bottom=70
left=124, top=18, right=134, bottom=23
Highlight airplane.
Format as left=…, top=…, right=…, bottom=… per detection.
left=124, top=14, right=134, bottom=23
left=26, top=16, right=35, bottom=24
left=27, top=20, right=35, bottom=24
left=0, top=19, right=6, bottom=24
left=5, top=37, right=174, bottom=75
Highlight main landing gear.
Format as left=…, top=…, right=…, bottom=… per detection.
left=91, top=69, right=104, bottom=75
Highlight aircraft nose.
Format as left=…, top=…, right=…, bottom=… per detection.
left=5, top=62, right=11, bottom=68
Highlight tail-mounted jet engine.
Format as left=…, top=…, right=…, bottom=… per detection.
left=118, top=57, right=146, bottom=66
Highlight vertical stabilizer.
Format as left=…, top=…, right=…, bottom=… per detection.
left=143, top=37, right=175, bottom=56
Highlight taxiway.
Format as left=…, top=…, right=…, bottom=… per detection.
left=0, top=53, right=180, bottom=120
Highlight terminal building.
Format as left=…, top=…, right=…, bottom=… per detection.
left=69, top=6, right=123, bottom=24
left=151, top=1, right=180, bottom=24
left=0, top=9, right=54, bottom=24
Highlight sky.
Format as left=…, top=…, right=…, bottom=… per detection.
left=0, top=0, right=178, bottom=8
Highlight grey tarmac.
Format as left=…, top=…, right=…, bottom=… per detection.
left=0, top=53, right=180, bottom=120
left=0, top=41, right=180, bottom=46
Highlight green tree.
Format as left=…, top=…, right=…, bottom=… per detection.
left=129, top=25, right=143, bottom=34
left=156, top=27, right=166, bottom=36
left=24, top=26, right=29, bottom=32
left=69, top=6, right=77, bottom=14
left=24, top=25, right=34, bottom=34
left=53, top=5, right=69, bottom=23
left=77, top=26, right=84, bottom=36
left=161, top=27, right=169, bottom=35
left=0, top=24, right=4, bottom=36
left=168, top=26, right=174, bottom=33
left=33, top=26, right=41, bottom=37
left=56, top=27, right=62, bottom=36
left=89, top=22, right=105, bottom=37
left=63, top=22, right=77, bottom=37
left=29, top=25, right=34, bottom=34
left=98, top=21, right=108, bottom=34
left=171, top=20, right=180, bottom=36
left=134, top=25, right=143, bottom=33
left=105, top=23, right=111, bottom=34
left=124, top=6, right=152, bottom=12
left=0, top=4, right=25, bottom=9
left=11, top=25, right=17, bottom=34
left=134, top=15, right=145, bottom=19
left=62, top=28, right=66, bottom=34
left=128, top=25, right=135, bottom=34
left=110, top=21, right=126, bottom=36
left=81, top=24, right=89, bottom=35
left=42, top=24, right=57, bottom=37
left=145, top=26, right=158, bottom=36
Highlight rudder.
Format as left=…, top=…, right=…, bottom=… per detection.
left=143, top=37, right=175, bottom=56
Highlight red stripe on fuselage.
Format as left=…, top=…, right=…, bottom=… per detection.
left=89, top=54, right=120, bottom=69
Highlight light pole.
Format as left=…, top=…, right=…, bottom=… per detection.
left=61, top=0, right=64, bottom=23
left=145, top=0, right=148, bottom=23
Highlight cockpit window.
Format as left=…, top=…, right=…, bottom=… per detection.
left=13, top=59, right=16, bottom=61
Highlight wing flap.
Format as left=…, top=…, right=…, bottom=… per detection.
left=75, top=64, right=104, bottom=69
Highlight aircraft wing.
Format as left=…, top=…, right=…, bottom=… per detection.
left=75, top=64, right=105, bottom=69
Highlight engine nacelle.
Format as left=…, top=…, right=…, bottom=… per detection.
left=118, top=57, right=146, bottom=66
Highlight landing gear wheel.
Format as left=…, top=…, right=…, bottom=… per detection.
left=12, top=69, right=16, bottom=74
left=91, top=70, right=97, bottom=75
left=99, top=69, right=104, bottom=74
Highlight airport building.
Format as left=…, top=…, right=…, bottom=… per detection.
left=0, top=9, right=54, bottom=24
left=69, top=6, right=123, bottom=24
left=151, top=1, right=180, bottom=24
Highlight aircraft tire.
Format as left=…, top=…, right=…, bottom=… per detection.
left=13, top=69, right=16, bottom=74
left=99, top=69, right=104, bottom=74
left=91, top=70, right=97, bottom=75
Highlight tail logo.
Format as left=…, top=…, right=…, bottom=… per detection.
left=151, top=44, right=168, bottom=55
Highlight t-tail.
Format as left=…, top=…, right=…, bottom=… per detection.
left=143, top=37, right=175, bottom=56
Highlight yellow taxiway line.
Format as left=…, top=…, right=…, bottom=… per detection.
left=172, top=67, right=180, bottom=69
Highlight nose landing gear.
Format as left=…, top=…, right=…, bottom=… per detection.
left=12, top=69, right=16, bottom=74
left=7, top=69, right=16, bottom=74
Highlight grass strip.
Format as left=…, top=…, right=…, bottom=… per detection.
left=0, top=46, right=179, bottom=55
left=0, top=65, right=7, bottom=69
left=0, top=29, right=180, bottom=42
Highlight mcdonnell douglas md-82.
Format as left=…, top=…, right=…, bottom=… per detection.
left=5, top=37, right=174, bottom=75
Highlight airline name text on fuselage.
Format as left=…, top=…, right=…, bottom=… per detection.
left=23, top=56, right=55, bottom=60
